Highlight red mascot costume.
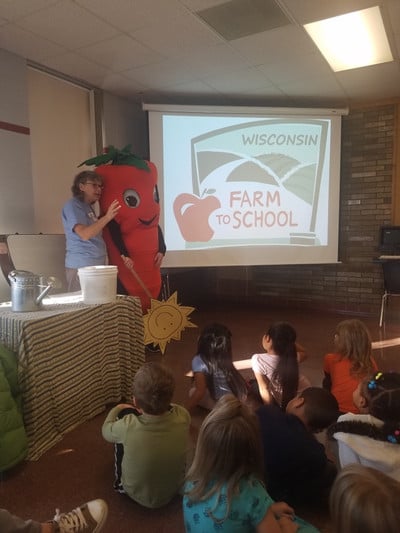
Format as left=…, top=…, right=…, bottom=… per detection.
left=80, top=146, right=165, bottom=311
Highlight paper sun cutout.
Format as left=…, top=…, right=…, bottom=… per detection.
left=143, top=291, right=197, bottom=354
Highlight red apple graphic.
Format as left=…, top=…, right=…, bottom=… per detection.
left=174, top=192, right=221, bottom=242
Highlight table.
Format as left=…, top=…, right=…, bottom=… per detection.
left=0, top=294, right=145, bottom=460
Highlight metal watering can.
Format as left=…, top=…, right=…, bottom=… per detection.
left=8, top=270, right=54, bottom=312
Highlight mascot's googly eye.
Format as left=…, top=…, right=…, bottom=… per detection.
left=153, top=185, right=160, bottom=204
left=123, top=189, right=140, bottom=208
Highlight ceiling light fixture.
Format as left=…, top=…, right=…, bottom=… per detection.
left=304, top=6, right=393, bottom=72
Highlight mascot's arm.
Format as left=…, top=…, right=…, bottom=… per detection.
left=155, top=225, right=166, bottom=268
left=108, top=219, right=129, bottom=257
left=107, top=220, right=134, bottom=271
left=108, top=222, right=165, bottom=257
left=158, top=225, right=166, bottom=254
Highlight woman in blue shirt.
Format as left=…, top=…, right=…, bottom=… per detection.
left=62, top=170, right=121, bottom=291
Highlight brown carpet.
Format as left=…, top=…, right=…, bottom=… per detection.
left=2, top=302, right=399, bottom=532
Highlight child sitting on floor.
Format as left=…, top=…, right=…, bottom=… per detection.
left=183, top=394, right=320, bottom=533
left=102, top=362, right=191, bottom=508
left=186, top=322, right=248, bottom=412
left=251, top=322, right=311, bottom=410
left=330, top=464, right=400, bottom=533
left=257, top=387, right=339, bottom=506
left=323, top=319, right=377, bottom=414
left=328, top=371, right=400, bottom=480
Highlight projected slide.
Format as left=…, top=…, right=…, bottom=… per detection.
left=147, top=107, right=342, bottom=267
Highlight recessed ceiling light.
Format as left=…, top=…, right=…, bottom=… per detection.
left=304, top=6, right=393, bottom=72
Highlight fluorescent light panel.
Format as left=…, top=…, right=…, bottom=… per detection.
left=304, top=6, right=393, bottom=72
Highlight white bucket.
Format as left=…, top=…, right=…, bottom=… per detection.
left=78, top=265, right=118, bottom=305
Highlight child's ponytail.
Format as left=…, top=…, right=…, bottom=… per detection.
left=268, top=322, right=299, bottom=409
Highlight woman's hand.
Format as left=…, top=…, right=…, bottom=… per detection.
left=121, top=254, right=134, bottom=271
left=105, top=199, right=121, bottom=221
left=154, top=252, right=164, bottom=268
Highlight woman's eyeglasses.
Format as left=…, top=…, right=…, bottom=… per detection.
left=85, top=181, right=104, bottom=190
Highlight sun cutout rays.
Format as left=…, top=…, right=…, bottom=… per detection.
left=143, top=291, right=197, bottom=354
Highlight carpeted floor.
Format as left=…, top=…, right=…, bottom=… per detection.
left=2, top=301, right=400, bottom=532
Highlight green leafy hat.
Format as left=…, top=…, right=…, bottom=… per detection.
left=79, top=144, right=149, bottom=171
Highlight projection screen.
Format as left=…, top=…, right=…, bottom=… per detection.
left=145, top=104, right=346, bottom=268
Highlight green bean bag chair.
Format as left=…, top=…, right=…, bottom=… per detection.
left=0, top=343, right=27, bottom=472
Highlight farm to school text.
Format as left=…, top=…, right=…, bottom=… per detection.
left=215, top=189, right=299, bottom=228
left=216, top=210, right=299, bottom=229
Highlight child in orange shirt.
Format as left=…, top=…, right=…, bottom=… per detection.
left=323, top=319, right=377, bottom=414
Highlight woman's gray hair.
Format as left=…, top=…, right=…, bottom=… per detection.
left=71, top=170, right=103, bottom=199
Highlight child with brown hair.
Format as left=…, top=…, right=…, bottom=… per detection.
left=328, top=371, right=400, bottom=479
left=183, top=394, right=319, bottom=532
left=102, top=362, right=190, bottom=508
left=323, top=319, right=377, bottom=413
left=257, top=387, right=339, bottom=506
left=330, top=464, right=400, bottom=533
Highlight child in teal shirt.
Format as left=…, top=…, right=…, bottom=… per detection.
left=183, top=394, right=319, bottom=532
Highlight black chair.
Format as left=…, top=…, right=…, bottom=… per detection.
left=379, top=260, right=400, bottom=327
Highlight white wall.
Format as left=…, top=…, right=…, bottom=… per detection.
left=0, top=48, right=150, bottom=236
left=0, top=49, right=34, bottom=233
left=102, top=92, right=148, bottom=157
left=27, top=68, right=92, bottom=233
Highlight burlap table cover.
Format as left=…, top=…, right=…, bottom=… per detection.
left=0, top=295, right=144, bottom=460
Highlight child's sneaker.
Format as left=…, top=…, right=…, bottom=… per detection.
left=53, top=499, right=108, bottom=532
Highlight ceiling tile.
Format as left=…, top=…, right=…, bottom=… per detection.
left=336, top=61, right=400, bottom=100
left=165, top=79, right=222, bottom=94
left=0, top=0, right=59, bottom=22
left=386, top=0, right=400, bottom=37
left=202, top=66, right=274, bottom=92
left=177, top=43, right=251, bottom=78
left=0, top=0, right=398, bottom=106
left=100, top=73, right=147, bottom=96
left=78, top=34, right=163, bottom=72
left=238, top=85, right=287, bottom=98
left=0, top=22, right=66, bottom=61
left=394, top=34, right=400, bottom=53
left=76, top=0, right=188, bottom=32
left=141, top=89, right=178, bottom=105
left=140, top=83, right=226, bottom=107
left=278, top=0, right=379, bottom=25
left=40, top=52, right=111, bottom=86
left=179, top=0, right=228, bottom=9
left=278, top=75, right=346, bottom=99
left=257, top=53, right=333, bottom=84
left=16, top=1, right=119, bottom=49
left=231, top=24, right=317, bottom=65
left=124, top=59, right=198, bottom=88
left=130, top=12, right=222, bottom=55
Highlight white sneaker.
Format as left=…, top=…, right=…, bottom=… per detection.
left=53, top=499, right=108, bottom=532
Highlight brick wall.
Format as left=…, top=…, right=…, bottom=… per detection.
left=201, top=103, right=397, bottom=315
